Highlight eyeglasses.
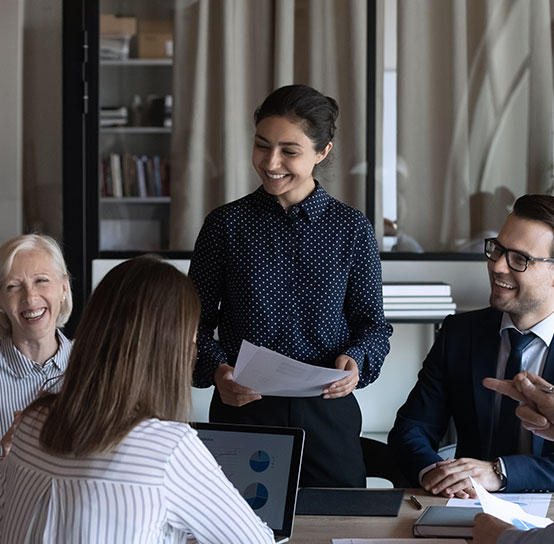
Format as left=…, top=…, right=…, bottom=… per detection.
left=484, top=238, right=554, bottom=273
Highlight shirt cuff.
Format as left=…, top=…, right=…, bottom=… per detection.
left=419, top=463, right=437, bottom=486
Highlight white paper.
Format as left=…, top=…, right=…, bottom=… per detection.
left=332, top=540, right=467, bottom=544
left=232, top=340, right=353, bottom=396
left=447, top=492, right=552, bottom=518
left=467, top=476, right=552, bottom=529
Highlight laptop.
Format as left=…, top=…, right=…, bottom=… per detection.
left=194, top=422, right=305, bottom=543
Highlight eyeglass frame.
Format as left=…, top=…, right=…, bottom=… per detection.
left=484, top=238, right=554, bottom=273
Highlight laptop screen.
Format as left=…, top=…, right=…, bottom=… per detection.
left=193, top=422, right=304, bottom=540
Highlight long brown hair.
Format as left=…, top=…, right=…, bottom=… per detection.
left=34, top=255, right=200, bottom=455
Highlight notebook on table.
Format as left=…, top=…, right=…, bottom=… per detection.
left=412, top=506, right=482, bottom=537
left=194, top=422, right=305, bottom=544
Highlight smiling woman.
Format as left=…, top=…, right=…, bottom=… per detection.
left=190, top=84, right=393, bottom=488
left=0, top=234, right=73, bottom=445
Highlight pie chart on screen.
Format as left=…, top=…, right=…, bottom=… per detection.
left=244, top=482, right=269, bottom=509
left=249, top=450, right=270, bottom=472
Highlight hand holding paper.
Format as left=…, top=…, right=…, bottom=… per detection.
left=469, top=476, right=552, bottom=529
left=232, top=340, right=354, bottom=397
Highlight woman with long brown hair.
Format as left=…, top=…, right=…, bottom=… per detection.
left=0, top=256, right=274, bottom=543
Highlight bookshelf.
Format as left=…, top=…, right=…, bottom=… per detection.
left=98, top=1, right=174, bottom=251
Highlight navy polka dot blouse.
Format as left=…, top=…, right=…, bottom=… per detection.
left=189, top=182, right=393, bottom=389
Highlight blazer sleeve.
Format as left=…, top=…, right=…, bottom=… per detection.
left=502, top=451, right=554, bottom=493
left=387, top=316, right=455, bottom=485
left=498, top=524, right=554, bottom=544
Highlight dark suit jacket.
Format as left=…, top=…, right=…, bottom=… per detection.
left=388, top=307, right=554, bottom=492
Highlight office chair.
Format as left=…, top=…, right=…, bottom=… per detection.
left=360, top=436, right=411, bottom=488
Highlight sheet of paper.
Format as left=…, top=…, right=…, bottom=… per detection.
left=332, top=540, right=467, bottom=544
left=232, top=340, right=352, bottom=396
left=447, top=491, right=552, bottom=518
left=465, top=476, right=552, bottom=529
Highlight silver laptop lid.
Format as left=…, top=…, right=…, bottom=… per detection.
left=193, top=422, right=304, bottom=541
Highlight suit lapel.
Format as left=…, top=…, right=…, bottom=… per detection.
left=471, top=309, right=502, bottom=459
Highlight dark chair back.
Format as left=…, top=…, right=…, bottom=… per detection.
left=360, top=436, right=410, bottom=488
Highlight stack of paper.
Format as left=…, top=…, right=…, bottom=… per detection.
left=233, top=341, right=353, bottom=397
left=383, top=282, right=456, bottom=319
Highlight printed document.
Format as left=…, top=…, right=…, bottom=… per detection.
left=465, top=477, right=552, bottom=529
left=447, top=485, right=552, bottom=519
left=232, top=340, right=353, bottom=396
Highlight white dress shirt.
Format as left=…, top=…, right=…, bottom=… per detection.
left=0, top=330, right=72, bottom=438
left=0, top=411, right=274, bottom=543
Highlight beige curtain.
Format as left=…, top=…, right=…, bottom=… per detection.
left=170, top=0, right=368, bottom=250
left=396, top=0, right=553, bottom=252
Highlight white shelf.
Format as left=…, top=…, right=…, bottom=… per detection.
left=100, top=197, right=170, bottom=204
left=100, top=127, right=172, bottom=134
left=100, top=58, right=173, bottom=66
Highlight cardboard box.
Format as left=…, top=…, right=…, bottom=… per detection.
left=138, top=19, right=173, bottom=59
left=100, top=14, right=137, bottom=36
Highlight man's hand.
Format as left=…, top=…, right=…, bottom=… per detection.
left=473, top=513, right=514, bottom=544
left=322, top=355, right=359, bottom=399
left=484, top=372, right=554, bottom=440
left=421, top=458, right=502, bottom=498
left=1, top=411, right=22, bottom=459
left=214, top=364, right=262, bottom=407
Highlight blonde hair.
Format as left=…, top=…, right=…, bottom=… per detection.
left=35, top=255, right=200, bottom=455
left=0, top=234, right=72, bottom=338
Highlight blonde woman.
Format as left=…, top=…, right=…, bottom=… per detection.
left=0, top=256, right=273, bottom=543
left=0, top=234, right=72, bottom=445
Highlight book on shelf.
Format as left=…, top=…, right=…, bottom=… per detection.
left=153, top=155, right=162, bottom=196
left=383, top=283, right=451, bottom=297
left=122, top=153, right=136, bottom=196
left=383, top=296, right=453, bottom=304
left=136, top=156, right=147, bottom=198
left=383, top=302, right=456, bottom=311
left=412, top=506, right=481, bottom=538
left=385, top=309, right=455, bottom=318
left=109, top=153, right=123, bottom=197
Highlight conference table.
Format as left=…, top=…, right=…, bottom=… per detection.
left=289, top=488, right=554, bottom=543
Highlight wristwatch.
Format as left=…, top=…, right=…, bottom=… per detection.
left=492, top=457, right=507, bottom=487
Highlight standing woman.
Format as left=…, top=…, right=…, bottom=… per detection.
left=190, top=84, right=392, bottom=487
left=0, top=256, right=274, bottom=543
left=0, top=234, right=72, bottom=444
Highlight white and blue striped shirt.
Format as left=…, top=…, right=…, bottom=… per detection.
left=0, top=412, right=274, bottom=543
left=0, top=330, right=71, bottom=438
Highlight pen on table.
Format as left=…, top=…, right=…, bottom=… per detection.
left=409, top=495, right=422, bottom=510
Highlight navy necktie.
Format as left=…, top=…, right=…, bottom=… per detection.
left=492, top=329, right=536, bottom=458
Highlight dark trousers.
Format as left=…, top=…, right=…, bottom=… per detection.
left=209, top=390, right=366, bottom=488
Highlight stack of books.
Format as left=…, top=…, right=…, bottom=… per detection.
left=383, top=282, right=456, bottom=319
left=100, top=106, right=129, bottom=127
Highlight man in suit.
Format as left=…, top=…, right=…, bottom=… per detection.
left=388, top=194, right=554, bottom=498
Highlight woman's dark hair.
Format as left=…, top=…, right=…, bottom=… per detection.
left=254, top=84, right=339, bottom=153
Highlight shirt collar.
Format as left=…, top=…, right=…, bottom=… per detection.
left=253, top=181, right=329, bottom=222
left=0, top=329, right=72, bottom=378
left=499, top=311, right=554, bottom=348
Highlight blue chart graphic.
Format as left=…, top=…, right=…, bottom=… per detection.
left=244, top=483, right=269, bottom=510
left=250, top=450, right=270, bottom=472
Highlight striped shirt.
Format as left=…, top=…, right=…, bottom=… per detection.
left=0, top=412, right=275, bottom=543
left=0, top=330, right=72, bottom=438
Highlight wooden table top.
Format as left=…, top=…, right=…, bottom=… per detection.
left=288, top=488, right=554, bottom=543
